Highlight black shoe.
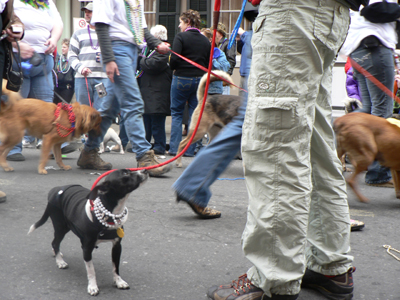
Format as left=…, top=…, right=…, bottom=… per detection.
left=6, top=153, right=25, bottom=161
left=207, top=274, right=298, bottom=300
left=301, top=267, right=355, bottom=300
left=61, top=144, right=79, bottom=154
left=0, top=190, right=6, bottom=203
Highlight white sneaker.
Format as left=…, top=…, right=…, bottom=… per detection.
left=22, top=139, right=34, bottom=148
left=36, top=140, right=43, bottom=149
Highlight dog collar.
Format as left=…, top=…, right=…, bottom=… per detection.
left=91, top=197, right=128, bottom=229
left=54, top=103, right=76, bottom=137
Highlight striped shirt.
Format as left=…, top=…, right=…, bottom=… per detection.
left=68, top=26, right=107, bottom=79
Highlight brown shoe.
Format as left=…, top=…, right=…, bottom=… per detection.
left=77, top=148, right=112, bottom=170
left=177, top=195, right=221, bottom=219
left=0, top=190, right=6, bottom=203
left=137, top=150, right=172, bottom=177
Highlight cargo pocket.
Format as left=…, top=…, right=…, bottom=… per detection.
left=251, top=15, right=266, bottom=48
left=256, top=97, right=298, bottom=131
left=313, top=4, right=349, bottom=51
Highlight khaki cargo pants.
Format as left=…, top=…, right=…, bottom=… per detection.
left=241, top=0, right=353, bottom=297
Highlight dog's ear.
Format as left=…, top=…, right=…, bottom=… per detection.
left=87, top=181, right=111, bottom=200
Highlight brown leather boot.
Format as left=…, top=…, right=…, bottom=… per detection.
left=77, top=148, right=112, bottom=170
left=137, top=150, right=172, bottom=177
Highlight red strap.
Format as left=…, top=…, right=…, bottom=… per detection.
left=169, top=50, right=247, bottom=93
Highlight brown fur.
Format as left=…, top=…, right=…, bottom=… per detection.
left=0, top=83, right=102, bottom=174
left=175, top=70, right=242, bottom=168
left=334, top=112, right=400, bottom=203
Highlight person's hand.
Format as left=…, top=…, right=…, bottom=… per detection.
left=105, top=61, right=119, bottom=83
left=17, top=41, right=35, bottom=59
left=4, top=28, right=23, bottom=42
left=44, top=37, right=57, bottom=55
left=238, top=27, right=245, bottom=36
left=81, top=67, right=92, bottom=77
left=156, top=42, right=170, bottom=54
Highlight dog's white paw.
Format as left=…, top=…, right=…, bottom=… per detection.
left=55, top=253, right=68, bottom=269
left=114, top=276, right=130, bottom=289
left=176, top=162, right=183, bottom=168
left=87, top=284, right=100, bottom=296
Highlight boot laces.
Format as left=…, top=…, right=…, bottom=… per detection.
left=232, top=274, right=253, bottom=295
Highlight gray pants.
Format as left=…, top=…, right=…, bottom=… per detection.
left=241, top=0, right=353, bottom=296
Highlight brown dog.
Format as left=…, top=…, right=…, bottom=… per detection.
left=334, top=112, right=400, bottom=203
left=175, top=70, right=242, bottom=168
left=0, top=84, right=102, bottom=174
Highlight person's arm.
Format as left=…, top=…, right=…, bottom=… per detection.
left=169, top=34, right=183, bottom=71
left=95, top=22, right=119, bottom=82
left=44, top=2, right=63, bottom=55
left=68, top=32, right=86, bottom=75
left=140, top=52, right=169, bottom=75
left=224, top=40, right=237, bottom=75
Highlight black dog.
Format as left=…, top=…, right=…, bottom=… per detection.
left=28, top=169, right=148, bottom=296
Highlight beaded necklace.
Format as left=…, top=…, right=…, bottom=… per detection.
left=92, top=197, right=128, bottom=229
left=57, top=55, right=70, bottom=74
left=87, top=25, right=99, bottom=50
left=124, top=0, right=144, bottom=46
left=185, top=27, right=201, bottom=34
left=20, top=0, right=50, bottom=9
left=218, top=38, right=227, bottom=49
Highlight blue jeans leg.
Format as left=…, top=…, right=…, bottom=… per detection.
left=169, top=75, right=200, bottom=155
left=351, top=46, right=394, bottom=184
left=110, top=41, right=150, bottom=159
left=75, top=77, right=108, bottom=111
left=150, top=115, right=167, bottom=153
left=8, top=54, right=54, bottom=156
left=172, top=96, right=247, bottom=207
left=119, top=114, right=128, bottom=148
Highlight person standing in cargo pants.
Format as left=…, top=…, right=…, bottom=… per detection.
left=206, top=0, right=368, bottom=299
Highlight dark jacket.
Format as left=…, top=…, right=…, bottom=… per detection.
left=2, top=1, right=24, bottom=31
left=218, top=38, right=236, bottom=75
left=169, top=29, right=211, bottom=77
left=139, top=49, right=172, bottom=115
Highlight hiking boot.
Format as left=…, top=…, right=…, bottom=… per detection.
left=301, top=267, right=355, bottom=300
left=137, top=150, right=172, bottom=177
left=0, top=190, right=6, bottom=203
left=77, top=148, right=112, bottom=170
left=207, top=274, right=298, bottom=300
left=177, top=195, right=221, bottom=219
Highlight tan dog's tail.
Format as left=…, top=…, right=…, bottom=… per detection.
left=1, top=79, right=22, bottom=113
left=196, top=70, right=234, bottom=104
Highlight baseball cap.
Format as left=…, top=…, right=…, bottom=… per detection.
left=81, top=3, right=93, bottom=12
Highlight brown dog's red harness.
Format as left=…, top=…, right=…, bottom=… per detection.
left=54, top=103, right=76, bottom=137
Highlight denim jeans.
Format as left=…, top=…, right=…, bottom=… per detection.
left=172, top=95, right=247, bottom=208
left=84, top=40, right=151, bottom=159
left=8, top=54, right=54, bottom=156
left=75, top=77, right=108, bottom=111
left=143, top=114, right=167, bottom=154
left=351, top=45, right=394, bottom=184
left=169, top=75, right=201, bottom=156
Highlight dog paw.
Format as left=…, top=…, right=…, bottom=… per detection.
left=38, top=169, right=48, bottom=175
left=114, top=277, right=130, bottom=290
left=87, top=285, right=100, bottom=296
left=4, top=166, right=14, bottom=172
left=62, top=165, right=72, bottom=171
left=56, top=261, right=69, bottom=269
left=175, top=162, right=183, bottom=168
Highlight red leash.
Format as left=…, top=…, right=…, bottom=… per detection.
left=85, top=77, right=93, bottom=107
left=91, top=0, right=223, bottom=190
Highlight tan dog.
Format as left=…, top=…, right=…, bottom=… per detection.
left=175, top=70, right=242, bottom=168
left=334, top=112, right=400, bottom=203
left=0, top=84, right=102, bottom=174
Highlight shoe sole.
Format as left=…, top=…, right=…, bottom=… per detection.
left=147, top=164, right=172, bottom=177
left=305, top=284, right=353, bottom=300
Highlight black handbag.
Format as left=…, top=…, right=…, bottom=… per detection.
left=2, top=40, right=23, bottom=92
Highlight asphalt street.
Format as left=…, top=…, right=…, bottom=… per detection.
left=0, top=141, right=400, bottom=300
